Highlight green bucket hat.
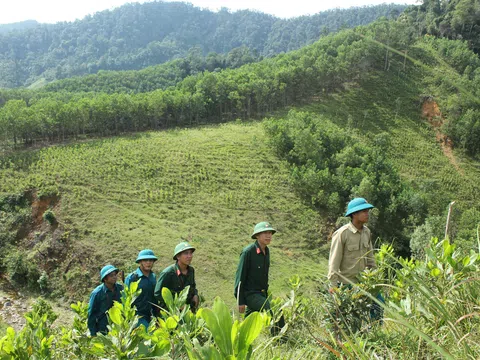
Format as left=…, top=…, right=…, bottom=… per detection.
left=173, top=242, right=196, bottom=260
left=100, top=264, right=119, bottom=282
left=136, top=249, right=158, bottom=263
left=251, top=221, right=276, bottom=239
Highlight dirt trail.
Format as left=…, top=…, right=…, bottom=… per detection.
left=421, top=99, right=463, bottom=175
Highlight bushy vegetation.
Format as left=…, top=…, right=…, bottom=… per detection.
left=265, top=110, right=427, bottom=255
left=1, top=236, right=479, bottom=359
left=41, top=46, right=262, bottom=94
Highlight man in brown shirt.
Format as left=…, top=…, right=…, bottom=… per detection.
left=328, top=198, right=376, bottom=289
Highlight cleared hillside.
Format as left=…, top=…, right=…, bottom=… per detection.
left=0, top=121, right=326, bottom=307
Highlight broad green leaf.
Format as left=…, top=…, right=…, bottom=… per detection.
left=198, top=305, right=230, bottom=356
left=129, top=280, right=139, bottom=293
left=152, top=339, right=171, bottom=357
left=165, top=316, right=178, bottom=330
left=238, top=312, right=263, bottom=352
left=231, top=319, right=239, bottom=352
left=177, top=285, right=189, bottom=306
left=109, top=306, right=122, bottom=325
left=212, top=297, right=233, bottom=355
left=162, top=287, right=174, bottom=311
left=430, top=268, right=441, bottom=277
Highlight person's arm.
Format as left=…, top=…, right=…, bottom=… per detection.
left=328, top=231, right=344, bottom=289
left=154, top=270, right=171, bottom=309
left=87, top=290, right=98, bottom=336
left=234, top=249, right=249, bottom=312
left=190, top=268, right=199, bottom=309
left=366, top=232, right=376, bottom=269
left=192, top=268, right=198, bottom=297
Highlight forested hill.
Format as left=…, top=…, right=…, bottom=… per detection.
left=0, top=2, right=406, bottom=88
left=0, top=20, right=39, bottom=34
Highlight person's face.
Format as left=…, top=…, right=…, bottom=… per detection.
left=352, top=209, right=370, bottom=224
left=177, top=249, right=194, bottom=267
left=139, top=259, right=155, bottom=272
left=103, top=271, right=118, bottom=286
left=256, top=231, right=273, bottom=247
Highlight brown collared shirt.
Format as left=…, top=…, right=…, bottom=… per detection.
left=328, top=222, right=376, bottom=285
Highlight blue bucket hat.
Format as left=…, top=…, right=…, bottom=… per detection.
left=345, top=198, right=374, bottom=217
left=136, top=249, right=158, bottom=263
left=100, top=264, right=119, bottom=282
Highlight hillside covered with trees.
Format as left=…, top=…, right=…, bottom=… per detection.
left=0, top=0, right=479, bottom=358
left=0, top=1, right=406, bottom=87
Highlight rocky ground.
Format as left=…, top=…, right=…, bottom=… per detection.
left=0, top=293, right=28, bottom=331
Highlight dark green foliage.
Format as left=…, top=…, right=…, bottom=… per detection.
left=0, top=20, right=39, bottom=34
left=402, top=0, right=480, bottom=54
left=41, top=47, right=261, bottom=94
left=0, top=24, right=398, bottom=145
left=0, top=2, right=407, bottom=88
left=42, top=209, right=56, bottom=225
left=410, top=215, right=444, bottom=257
left=5, top=250, right=41, bottom=290
left=265, top=110, right=427, bottom=254
left=0, top=193, right=31, bottom=267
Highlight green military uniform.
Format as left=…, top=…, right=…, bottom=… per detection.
left=154, top=262, right=198, bottom=310
left=234, top=240, right=271, bottom=316
left=328, top=222, right=376, bottom=285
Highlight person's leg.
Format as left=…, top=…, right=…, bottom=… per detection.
left=245, top=293, right=270, bottom=317
left=246, top=293, right=285, bottom=336
left=370, top=292, right=385, bottom=324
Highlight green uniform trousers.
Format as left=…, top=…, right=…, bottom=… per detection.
left=245, top=292, right=270, bottom=316
left=245, top=292, right=285, bottom=336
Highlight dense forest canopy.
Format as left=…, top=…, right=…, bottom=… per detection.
left=0, top=1, right=406, bottom=88
left=402, top=0, right=480, bottom=53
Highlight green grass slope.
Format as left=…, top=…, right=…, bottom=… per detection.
left=0, top=122, right=325, bottom=307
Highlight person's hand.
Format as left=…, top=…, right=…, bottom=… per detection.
left=192, top=295, right=199, bottom=308
left=238, top=305, right=246, bottom=313
left=328, top=287, right=337, bottom=294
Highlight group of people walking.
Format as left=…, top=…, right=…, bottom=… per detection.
left=88, top=197, right=379, bottom=336
left=88, top=242, right=198, bottom=335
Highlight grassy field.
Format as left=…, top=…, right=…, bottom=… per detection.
left=0, top=121, right=327, bottom=311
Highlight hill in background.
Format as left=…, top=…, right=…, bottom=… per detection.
left=0, top=1, right=406, bottom=87
left=0, top=20, right=39, bottom=34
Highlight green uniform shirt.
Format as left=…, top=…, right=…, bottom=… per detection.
left=328, top=222, right=376, bottom=285
left=234, top=241, right=270, bottom=306
left=154, top=263, right=198, bottom=309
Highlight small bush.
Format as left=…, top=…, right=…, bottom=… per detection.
left=43, top=209, right=56, bottom=225
left=5, top=251, right=41, bottom=290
